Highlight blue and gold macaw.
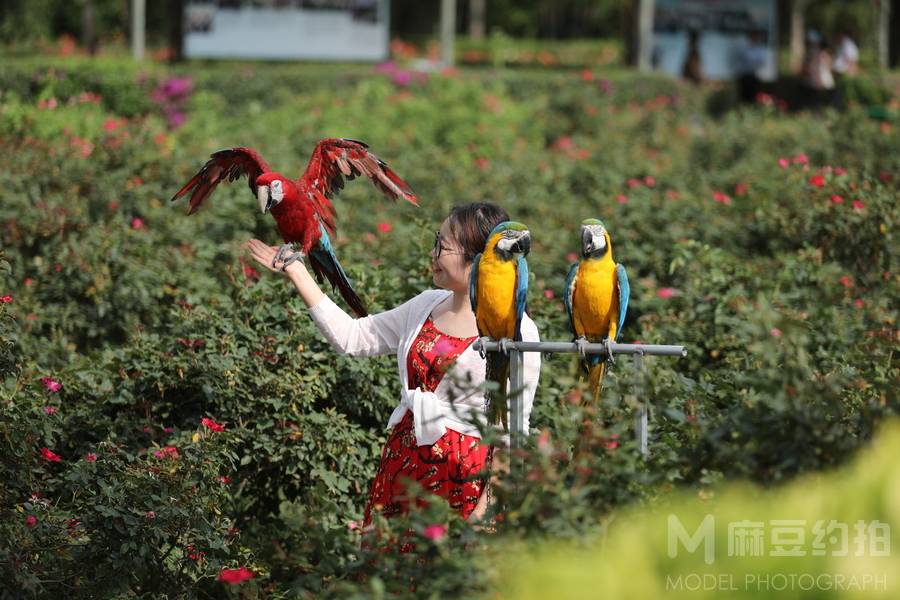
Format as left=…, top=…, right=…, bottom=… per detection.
left=470, top=221, right=531, bottom=429
left=563, top=219, right=630, bottom=401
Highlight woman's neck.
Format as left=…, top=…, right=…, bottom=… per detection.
left=446, top=289, right=473, bottom=315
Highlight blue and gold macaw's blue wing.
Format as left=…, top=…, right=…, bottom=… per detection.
left=563, top=262, right=579, bottom=336
left=615, top=263, right=630, bottom=341
left=468, top=252, right=481, bottom=314
left=514, top=256, right=529, bottom=341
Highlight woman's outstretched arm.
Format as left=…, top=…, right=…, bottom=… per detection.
left=244, top=238, right=420, bottom=357
left=245, top=238, right=325, bottom=308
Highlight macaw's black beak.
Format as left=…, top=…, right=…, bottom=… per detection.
left=583, top=229, right=607, bottom=255
left=582, top=227, right=594, bottom=254
left=513, top=231, right=532, bottom=256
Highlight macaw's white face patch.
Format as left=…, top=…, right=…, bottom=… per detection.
left=496, top=237, right=516, bottom=252
left=582, top=224, right=607, bottom=254
left=270, top=179, right=284, bottom=202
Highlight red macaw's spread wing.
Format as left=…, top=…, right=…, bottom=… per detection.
left=300, top=138, right=419, bottom=216
left=171, top=148, right=271, bottom=215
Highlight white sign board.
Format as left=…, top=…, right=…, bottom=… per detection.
left=652, top=0, right=778, bottom=81
left=185, top=1, right=389, bottom=61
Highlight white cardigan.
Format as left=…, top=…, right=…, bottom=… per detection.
left=308, top=289, right=541, bottom=446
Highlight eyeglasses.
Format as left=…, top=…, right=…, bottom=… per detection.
left=433, top=231, right=466, bottom=259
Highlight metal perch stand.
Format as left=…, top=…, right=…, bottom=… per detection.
left=472, top=339, right=687, bottom=457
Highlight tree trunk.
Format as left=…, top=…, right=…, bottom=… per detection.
left=169, top=0, right=184, bottom=63
left=441, top=0, right=456, bottom=66
left=878, top=0, right=891, bottom=69
left=623, top=0, right=636, bottom=66
left=83, top=0, right=97, bottom=56
left=469, top=0, right=485, bottom=39
left=789, top=0, right=808, bottom=73
left=635, top=0, right=655, bottom=71
left=131, top=0, right=146, bottom=61
left=891, top=0, right=900, bottom=67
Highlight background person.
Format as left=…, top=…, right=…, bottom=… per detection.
left=682, top=29, right=704, bottom=85
left=737, top=29, right=767, bottom=103
left=801, top=30, right=835, bottom=108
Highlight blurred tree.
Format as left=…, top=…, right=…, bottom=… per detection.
left=0, top=0, right=55, bottom=42
left=892, top=0, right=900, bottom=66
left=469, top=0, right=486, bottom=39
left=167, top=0, right=184, bottom=62
left=390, top=0, right=625, bottom=39
left=83, top=0, right=96, bottom=55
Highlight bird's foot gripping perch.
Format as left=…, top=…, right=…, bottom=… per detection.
left=575, top=336, right=589, bottom=358
left=604, top=337, right=616, bottom=365
left=273, top=243, right=306, bottom=271
left=476, top=337, right=491, bottom=359
left=498, top=338, right=513, bottom=355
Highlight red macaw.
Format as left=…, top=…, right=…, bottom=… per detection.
left=171, top=138, right=418, bottom=317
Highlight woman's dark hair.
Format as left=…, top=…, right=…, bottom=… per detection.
left=446, top=202, right=510, bottom=263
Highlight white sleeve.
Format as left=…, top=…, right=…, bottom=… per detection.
left=520, top=315, right=542, bottom=435
left=307, top=293, right=422, bottom=358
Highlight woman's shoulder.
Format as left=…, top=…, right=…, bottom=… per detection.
left=410, top=288, right=452, bottom=303
left=394, top=288, right=451, bottom=313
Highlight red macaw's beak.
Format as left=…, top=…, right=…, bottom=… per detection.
left=256, top=185, right=274, bottom=214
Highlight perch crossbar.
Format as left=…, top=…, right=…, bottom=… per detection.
left=471, top=339, right=688, bottom=457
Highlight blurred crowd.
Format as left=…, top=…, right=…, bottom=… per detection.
left=679, top=27, right=860, bottom=111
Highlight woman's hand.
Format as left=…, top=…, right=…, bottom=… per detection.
left=244, top=239, right=306, bottom=278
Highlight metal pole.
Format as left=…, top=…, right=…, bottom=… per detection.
left=508, top=347, right=525, bottom=486
left=132, top=0, right=146, bottom=61
left=473, top=340, right=686, bottom=358
left=473, top=338, right=686, bottom=457
left=509, top=348, right=525, bottom=449
left=440, top=0, right=456, bottom=67
left=633, top=351, right=648, bottom=456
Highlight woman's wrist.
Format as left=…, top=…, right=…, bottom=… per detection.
left=284, top=262, right=308, bottom=283
left=285, top=262, right=326, bottom=308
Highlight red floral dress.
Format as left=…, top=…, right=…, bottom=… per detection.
left=362, top=316, right=492, bottom=529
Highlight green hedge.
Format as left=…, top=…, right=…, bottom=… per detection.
left=0, top=56, right=896, bottom=597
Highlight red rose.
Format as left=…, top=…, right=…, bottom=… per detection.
left=40, top=447, right=61, bottom=462
left=218, top=566, right=256, bottom=584
left=201, top=417, right=225, bottom=432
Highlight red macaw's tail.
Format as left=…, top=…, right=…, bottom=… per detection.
left=587, top=361, right=607, bottom=403
left=485, top=351, right=510, bottom=431
left=301, top=138, right=418, bottom=206
left=307, top=236, right=368, bottom=318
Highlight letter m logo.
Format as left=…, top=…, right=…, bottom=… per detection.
left=668, top=514, right=715, bottom=565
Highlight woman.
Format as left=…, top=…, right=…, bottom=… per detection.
left=245, top=202, right=541, bottom=527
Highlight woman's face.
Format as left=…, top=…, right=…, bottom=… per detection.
left=431, top=218, right=472, bottom=293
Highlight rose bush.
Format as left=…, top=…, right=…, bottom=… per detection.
left=0, top=56, right=896, bottom=596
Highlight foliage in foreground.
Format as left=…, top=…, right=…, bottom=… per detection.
left=501, top=417, right=900, bottom=599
